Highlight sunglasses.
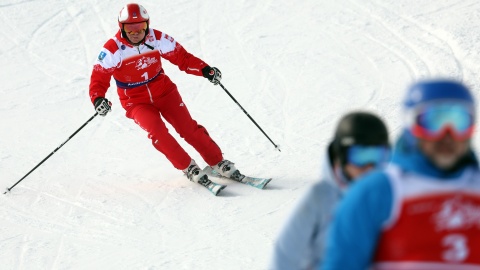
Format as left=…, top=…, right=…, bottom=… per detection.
left=410, top=102, right=475, bottom=141
left=123, top=22, right=148, bottom=34
left=346, top=145, right=391, bottom=167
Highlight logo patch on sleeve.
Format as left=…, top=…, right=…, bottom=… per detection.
left=98, top=51, right=107, bottom=61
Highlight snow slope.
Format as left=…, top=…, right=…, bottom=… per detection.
left=1, top=0, right=480, bottom=269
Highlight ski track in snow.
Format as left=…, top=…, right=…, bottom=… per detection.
left=2, top=1, right=480, bottom=269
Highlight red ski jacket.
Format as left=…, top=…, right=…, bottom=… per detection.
left=89, top=29, right=209, bottom=109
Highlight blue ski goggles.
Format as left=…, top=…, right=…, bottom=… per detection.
left=410, top=102, right=475, bottom=141
left=346, top=145, right=391, bottom=167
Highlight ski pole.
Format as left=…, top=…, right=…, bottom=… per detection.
left=4, top=113, right=99, bottom=194
left=218, top=82, right=280, bottom=152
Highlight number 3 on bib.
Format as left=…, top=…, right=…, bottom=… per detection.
left=442, top=234, right=468, bottom=262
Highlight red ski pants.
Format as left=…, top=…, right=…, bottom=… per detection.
left=125, top=88, right=223, bottom=170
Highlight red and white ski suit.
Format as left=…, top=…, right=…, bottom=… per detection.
left=89, top=29, right=223, bottom=170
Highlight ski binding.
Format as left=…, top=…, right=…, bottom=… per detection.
left=203, top=166, right=272, bottom=189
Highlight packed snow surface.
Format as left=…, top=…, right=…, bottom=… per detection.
left=2, top=0, right=480, bottom=269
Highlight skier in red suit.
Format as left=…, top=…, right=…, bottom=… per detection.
left=89, top=3, right=237, bottom=193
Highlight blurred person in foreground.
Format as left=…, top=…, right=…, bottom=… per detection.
left=321, top=79, right=480, bottom=269
left=269, top=112, right=391, bottom=270
left=89, top=3, right=242, bottom=194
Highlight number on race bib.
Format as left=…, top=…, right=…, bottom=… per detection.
left=141, top=72, right=148, bottom=80
left=442, top=234, right=468, bottom=262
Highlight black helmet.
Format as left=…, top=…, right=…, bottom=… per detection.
left=332, top=112, right=389, bottom=165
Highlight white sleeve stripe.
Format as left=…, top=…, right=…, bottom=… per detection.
left=158, top=33, right=176, bottom=54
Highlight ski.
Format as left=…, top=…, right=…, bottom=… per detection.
left=198, top=177, right=226, bottom=196
left=203, top=166, right=272, bottom=189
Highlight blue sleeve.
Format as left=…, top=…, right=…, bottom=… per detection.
left=270, top=182, right=336, bottom=270
left=320, top=171, right=393, bottom=270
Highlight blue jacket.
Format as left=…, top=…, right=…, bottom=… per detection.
left=320, top=131, right=479, bottom=270
left=269, top=150, right=346, bottom=270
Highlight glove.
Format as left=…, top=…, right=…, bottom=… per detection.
left=94, top=97, right=112, bottom=116
left=202, top=66, right=222, bottom=85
